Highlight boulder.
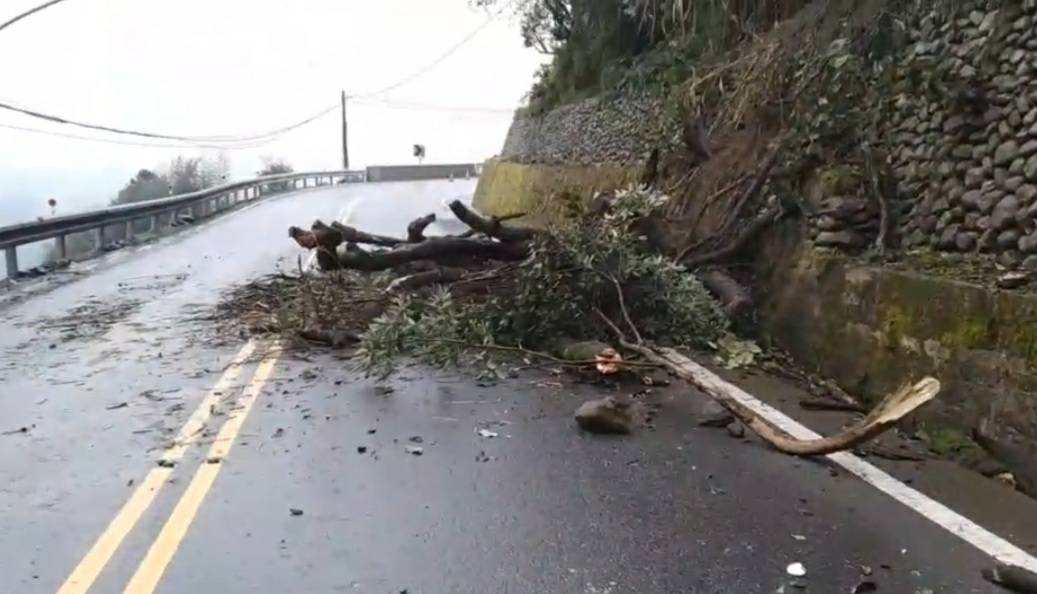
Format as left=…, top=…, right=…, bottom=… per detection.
left=999, top=229, right=1023, bottom=250
left=575, top=397, right=638, bottom=435
left=816, top=230, right=866, bottom=249
left=956, top=231, right=978, bottom=251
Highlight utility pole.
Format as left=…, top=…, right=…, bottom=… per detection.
left=341, top=91, right=350, bottom=170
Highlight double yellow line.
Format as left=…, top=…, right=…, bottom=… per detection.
left=55, top=340, right=281, bottom=594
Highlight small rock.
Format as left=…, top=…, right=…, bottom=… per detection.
left=289, top=508, right=304, bottom=517
left=1026, top=155, right=1037, bottom=181
left=956, top=231, right=978, bottom=251
left=357, top=446, right=368, bottom=454
left=699, top=400, right=734, bottom=428
left=1023, top=256, right=1037, bottom=272
left=787, top=562, right=807, bottom=577
left=575, top=397, right=636, bottom=434
left=995, top=273, right=1028, bottom=290
left=726, top=421, right=746, bottom=439
left=996, top=472, right=1018, bottom=489
left=405, top=445, right=424, bottom=456
left=996, top=140, right=1021, bottom=166
left=815, top=230, right=866, bottom=249
left=992, top=196, right=1021, bottom=230
left=1020, top=185, right=1037, bottom=204
left=999, top=229, right=1022, bottom=249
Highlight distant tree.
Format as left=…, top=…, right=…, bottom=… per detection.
left=201, top=152, right=232, bottom=188
left=258, top=157, right=294, bottom=192
left=113, top=169, right=168, bottom=205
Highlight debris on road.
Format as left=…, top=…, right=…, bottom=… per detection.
left=409, top=436, right=424, bottom=443
left=405, top=445, right=424, bottom=456
left=698, top=400, right=734, bottom=428
left=375, top=385, right=395, bottom=396
left=982, top=563, right=1037, bottom=594
left=357, top=446, right=368, bottom=454
left=851, top=579, right=878, bottom=593
left=575, top=396, right=638, bottom=435
left=106, top=402, right=129, bottom=410
left=726, top=421, right=746, bottom=438
left=786, top=562, right=806, bottom=577
left=477, top=428, right=499, bottom=439
left=273, top=427, right=285, bottom=438
left=289, top=508, right=304, bottom=517
left=157, top=459, right=175, bottom=468
left=790, top=534, right=806, bottom=542
left=2, top=425, right=31, bottom=436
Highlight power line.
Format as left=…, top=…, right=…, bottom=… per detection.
left=352, top=96, right=516, bottom=114
left=356, top=0, right=515, bottom=99
left=0, top=0, right=74, bottom=36
left=0, top=121, right=281, bottom=150
left=0, top=99, right=338, bottom=144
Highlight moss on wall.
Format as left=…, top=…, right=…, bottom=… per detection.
left=474, top=159, right=639, bottom=226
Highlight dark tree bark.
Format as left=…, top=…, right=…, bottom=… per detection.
left=337, top=237, right=529, bottom=271
left=448, top=200, right=540, bottom=243
left=698, top=268, right=753, bottom=317
left=407, top=213, right=436, bottom=243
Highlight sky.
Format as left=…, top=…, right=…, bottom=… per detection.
left=0, top=0, right=546, bottom=225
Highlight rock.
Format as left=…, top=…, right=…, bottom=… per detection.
left=1026, top=155, right=1037, bottom=180
left=998, top=271, right=1029, bottom=287
left=995, top=168, right=1010, bottom=187
left=1026, top=107, right=1037, bottom=126
left=999, top=229, right=1022, bottom=249
left=575, top=397, right=638, bottom=434
left=1011, top=157, right=1026, bottom=175
left=1023, top=139, right=1037, bottom=159
left=816, top=215, right=843, bottom=231
left=920, top=215, right=939, bottom=233
left=1024, top=255, right=1037, bottom=272
left=726, top=421, right=746, bottom=439
left=999, top=249, right=1023, bottom=269
left=966, top=167, right=986, bottom=188
left=962, top=189, right=982, bottom=210
left=996, top=140, right=1021, bottom=166
left=1019, top=185, right=1037, bottom=203
left=965, top=212, right=982, bottom=229
left=978, top=192, right=996, bottom=214
left=956, top=231, right=978, bottom=251
left=979, top=215, right=992, bottom=230
left=937, top=210, right=956, bottom=231
left=816, top=230, right=866, bottom=249
left=952, top=144, right=974, bottom=160
left=1020, top=232, right=1037, bottom=253
left=938, top=224, right=960, bottom=250
left=945, top=115, right=966, bottom=133
left=818, top=196, right=869, bottom=218
left=980, top=229, right=999, bottom=252
left=932, top=197, right=951, bottom=213
left=1006, top=177, right=1026, bottom=192
left=698, top=400, right=734, bottom=428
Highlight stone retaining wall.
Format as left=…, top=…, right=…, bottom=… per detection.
left=500, top=94, right=680, bottom=166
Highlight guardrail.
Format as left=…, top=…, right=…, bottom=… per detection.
left=0, top=169, right=361, bottom=280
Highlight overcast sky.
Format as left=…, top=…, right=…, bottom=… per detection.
left=0, top=0, right=545, bottom=224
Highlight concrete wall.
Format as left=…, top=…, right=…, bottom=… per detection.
left=757, top=222, right=1037, bottom=436
left=473, top=159, right=639, bottom=225
left=365, top=163, right=479, bottom=183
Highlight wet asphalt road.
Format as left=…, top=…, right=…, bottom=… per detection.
left=0, top=179, right=1034, bottom=594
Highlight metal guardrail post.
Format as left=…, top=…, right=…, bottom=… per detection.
left=92, top=227, right=103, bottom=254
left=4, top=246, right=17, bottom=280
left=125, top=220, right=135, bottom=241
left=56, top=234, right=67, bottom=261
left=150, top=214, right=159, bottom=233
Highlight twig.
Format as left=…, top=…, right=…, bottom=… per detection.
left=862, top=143, right=892, bottom=255
left=799, top=397, right=868, bottom=414
left=592, top=306, right=629, bottom=343
left=609, top=275, right=643, bottom=344
left=414, top=337, right=661, bottom=368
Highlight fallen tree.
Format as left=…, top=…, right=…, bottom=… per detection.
left=225, top=187, right=937, bottom=458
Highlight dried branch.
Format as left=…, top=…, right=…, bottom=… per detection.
left=448, top=200, right=541, bottom=243
left=407, top=213, right=437, bottom=243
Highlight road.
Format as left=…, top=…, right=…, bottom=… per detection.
left=2, top=179, right=1037, bottom=594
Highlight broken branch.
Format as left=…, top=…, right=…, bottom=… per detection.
left=407, top=213, right=436, bottom=243
left=448, top=200, right=540, bottom=243
left=619, top=343, right=939, bottom=456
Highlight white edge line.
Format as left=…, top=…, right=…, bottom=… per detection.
left=665, top=350, right=1037, bottom=572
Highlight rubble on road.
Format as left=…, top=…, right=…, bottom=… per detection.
left=574, top=396, right=640, bottom=435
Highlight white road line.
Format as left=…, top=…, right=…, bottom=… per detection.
left=304, top=197, right=367, bottom=271
left=661, top=349, right=1037, bottom=572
